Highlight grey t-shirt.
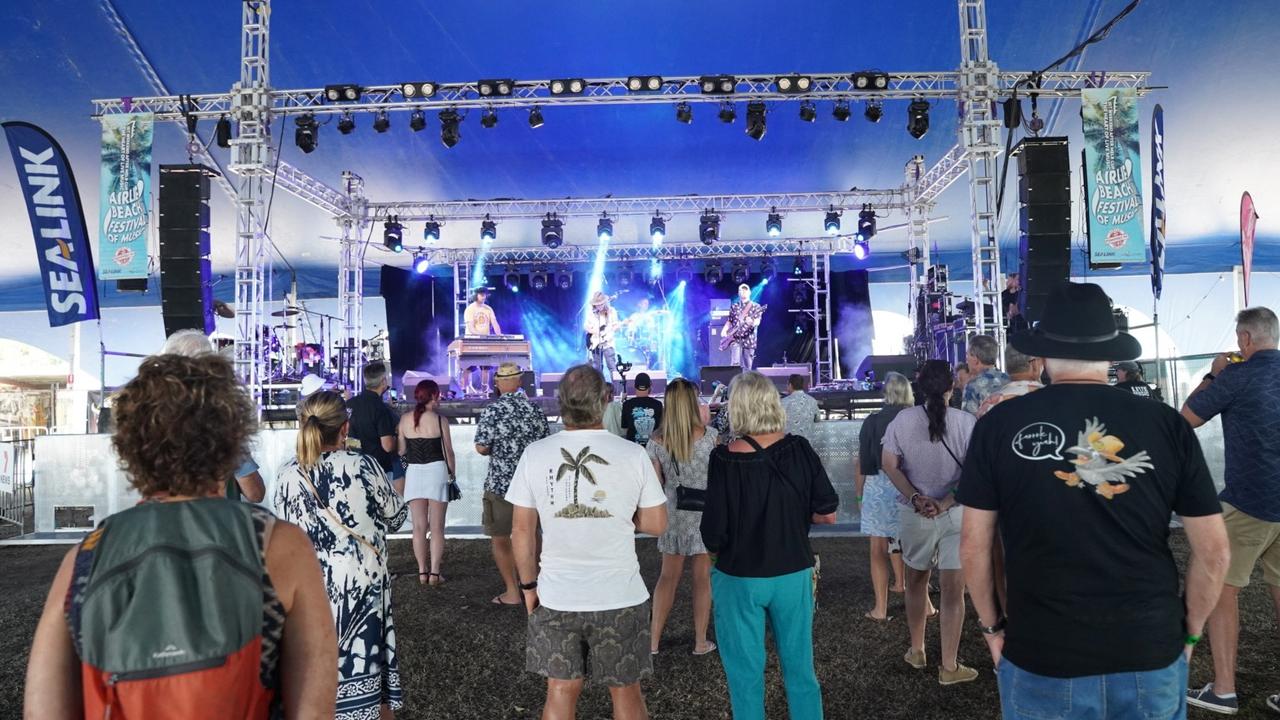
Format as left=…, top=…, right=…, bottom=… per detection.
left=882, top=405, right=976, bottom=502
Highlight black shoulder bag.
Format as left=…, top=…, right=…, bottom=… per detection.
left=671, top=444, right=706, bottom=512
left=440, top=415, right=462, bottom=502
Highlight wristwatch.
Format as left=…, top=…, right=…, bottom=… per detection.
left=980, top=617, right=1007, bottom=635
left=1202, top=373, right=1215, bottom=383
left=518, top=579, right=538, bottom=591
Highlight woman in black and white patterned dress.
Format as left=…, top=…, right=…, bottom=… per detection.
left=275, top=391, right=408, bottom=720
left=646, top=378, right=718, bottom=656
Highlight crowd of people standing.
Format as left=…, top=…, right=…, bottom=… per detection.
left=20, top=282, right=1280, bottom=720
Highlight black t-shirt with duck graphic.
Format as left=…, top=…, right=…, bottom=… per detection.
left=957, top=383, right=1221, bottom=678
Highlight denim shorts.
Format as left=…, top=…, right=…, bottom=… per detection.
left=997, top=654, right=1188, bottom=719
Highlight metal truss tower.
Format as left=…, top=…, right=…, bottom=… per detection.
left=337, top=171, right=367, bottom=391
left=958, top=0, right=1006, bottom=359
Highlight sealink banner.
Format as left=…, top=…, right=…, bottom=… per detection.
left=1149, top=104, right=1166, bottom=299
left=1082, top=88, right=1146, bottom=265
left=98, top=112, right=153, bottom=279
left=2, top=122, right=100, bottom=327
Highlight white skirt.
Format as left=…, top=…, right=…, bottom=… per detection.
left=404, top=461, right=450, bottom=503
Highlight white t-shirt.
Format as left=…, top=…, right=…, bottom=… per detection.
left=505, top=428, right=666, bottom=612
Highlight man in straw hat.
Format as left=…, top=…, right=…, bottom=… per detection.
left=475, top=362, right=550, bottom=606
left=958, top=282, right=1229, bottom=719
left=586, top=291, right=622, bottom=395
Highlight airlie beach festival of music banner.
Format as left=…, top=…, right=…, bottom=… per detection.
left=98, top=112, right=153, bottom=280
left=1082, top=87, right=1145, bottom=266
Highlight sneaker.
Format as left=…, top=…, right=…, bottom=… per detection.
left=904, top=648, right=926, bottom=670
left=1187, top=683, right=1239, bottom=715
left=1266, top=694, right=1279, bottom=715
left=939, top=663, right=979, bottom=686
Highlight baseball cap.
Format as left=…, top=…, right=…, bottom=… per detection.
left=634, top=372, right=652, bottom=390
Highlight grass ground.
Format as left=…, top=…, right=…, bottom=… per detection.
left=2, top=534, right=1277, bottom=719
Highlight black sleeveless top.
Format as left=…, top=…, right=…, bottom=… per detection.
left=404, top=437, right=445, bottom=464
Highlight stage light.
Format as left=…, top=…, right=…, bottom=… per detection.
left=556, top=267, right=573, bottom=290
left=401, top=82, right=438, bottom=99
left=852, top=71, right=890, bottom=91
left=864, top=100, right=883, bottom=123
left=745, top=102, right=767, bottom=140
left=857, top=206, right=878, bottom=241
left=718, top=102, right=736, bottom=124
left=337, top=112, right=356, bottom=135
left=530, top=266, right=549, bottom=291
left=294, top=113, right=318, bottom=153
left=215, top=115, right=233, bottom=148
left=676, top=263, right=693, bottom=284
left=618, top=267, right=633, bottom=288
left=775, top=75, right=814, bottom=94
left=824, top=206, right=841, bottom=235
left=412, top=251, right=430, bottom=274
left=373, top=111, right=390, bottom=133
left=409, top=109, right=426, bottom=132
left=700, top=75, right=736, bottom=94
left=480, top=214, right=497, bottom=241
left=907, top=99, right=930, bottom=139
left=761, top=258, right=776, bottom=279
left=423, top=218, right=441, bottom=243
left=793, top=260, right=804, bottom=276
left=699, top=211, right=720, bottom=245
left=480, top=108, right=498, bottom=128
left=383, top=216, right=403, bottom=253
left=504, top=265, right=521, bottom=291
left=478, top=79, right=514, bottom=97
left=550, top=78, right=586, bottom=95
left=798, top=101, right=817, bottom=123
left=704, top=263, right=723, bottom=284
left=597, top=214, right=613, bottom=241
left=766, top=210, right=783, bottom=237
left=795, top=324, right=804, bottom=335
left=528, top=108, right=545, bottom=128
left=732, top=263, right=749, bottom=284
left=832, top=100, right=852, bottom=122
left=675, top=102, right=693, bottom=124
left=852, top=239, right=870, bottom=260
left=324, top=84, right=362, bottom=102
left=627, top=75, right=663, bottom=92
left=439, top=109, right=461, bottom=148
left=650, top=214, right=666, bottom=242
left=540, top=212, right=563, bottom=249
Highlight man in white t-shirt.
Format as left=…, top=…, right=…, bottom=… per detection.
left=508, top=364, right=668, bottom=719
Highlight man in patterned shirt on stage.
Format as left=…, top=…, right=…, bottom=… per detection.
left=475, top=363, right=550, bottom=606
left=724, top=284, right=764, bottom=371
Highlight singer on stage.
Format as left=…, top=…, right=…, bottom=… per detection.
left=722, top=283, right=766, bottom=371
left=462, top=288, right=501, bottom=394
left=586, top=291, right=622, bottom=393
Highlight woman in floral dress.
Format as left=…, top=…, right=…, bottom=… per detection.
left=275, top=391, right=408, bottom=720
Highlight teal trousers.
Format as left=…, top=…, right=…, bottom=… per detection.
left=711, top=566, right=823, bottom=720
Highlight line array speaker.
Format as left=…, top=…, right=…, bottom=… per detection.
left=158, top=164, right=215, bottom=338
left=1014, top=137, right=1072, bottom=325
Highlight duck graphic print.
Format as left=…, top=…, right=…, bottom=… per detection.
left=552, top=446, right=614, bottom=519
left=1013, top=417, right=1154, bottom=499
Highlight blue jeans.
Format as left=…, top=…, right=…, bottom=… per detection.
left=997, top=655, right=1188, bottom=719
left=711, top=567, right=822, bottom=720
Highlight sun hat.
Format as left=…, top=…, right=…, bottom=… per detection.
left=1009, top=282, right=1141, bottom=361
left=495, top=362, right=523, bottom=379
left=299, top=374, right=326, bottom=397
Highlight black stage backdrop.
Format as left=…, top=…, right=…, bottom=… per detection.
left=381, top=266, right=871, bottom=388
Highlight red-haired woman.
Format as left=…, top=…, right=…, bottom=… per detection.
left=398, top=379, right=456, bottom=585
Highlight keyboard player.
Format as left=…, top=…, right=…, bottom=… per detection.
left=462, top=288, right=502, bottom=394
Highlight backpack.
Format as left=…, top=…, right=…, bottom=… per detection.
left=65, top=498, right=283, bottom=719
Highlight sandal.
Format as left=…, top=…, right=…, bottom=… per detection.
left=692, top=641, right=718, bottom=656
left=428, top=573, right=445, bottom=586
left=417, top=573, right=430, bottom=586
left=491, top=594, right=522, bottom=606
left=864, top=611, right=893, bottom=622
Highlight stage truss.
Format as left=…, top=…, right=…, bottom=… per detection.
left=91, top=0, right=1153, bottom=402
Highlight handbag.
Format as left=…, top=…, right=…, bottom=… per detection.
left=668, top=449, right=706, bottom=511
left=440, top=414, right=462, bottom=502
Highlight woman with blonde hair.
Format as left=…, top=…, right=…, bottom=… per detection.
left=399, top=379, right=455, bottom=585
left=647, top=378, right=718, bottom=656
left=702, top=371, right=839, bottom=720
left=275, top=390, right=409, bottom=719
left=856, top=371, right=915, bottom=621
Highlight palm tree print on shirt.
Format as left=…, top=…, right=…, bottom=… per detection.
left=553, top=446, right=613, bottom=519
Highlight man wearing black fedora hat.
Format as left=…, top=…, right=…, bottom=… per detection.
left=958, top=282, right=1230, bottom=719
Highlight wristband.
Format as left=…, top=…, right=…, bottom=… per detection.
left=980, top=617, right=1007, bottom=635
left=1202, top=373, right=1215, bottom=383
left=1184, top=633, right=1201, bottom=646
left=909, top=492, right=921, bottom=505
left=519, top=579, right=538, bottom=591
left=855, top=495, right=863, bottom=502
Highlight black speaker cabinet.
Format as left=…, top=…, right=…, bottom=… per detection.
left=158, top=165, right=215, bottom=337
left=1013, top=137, right=1072, bottom=325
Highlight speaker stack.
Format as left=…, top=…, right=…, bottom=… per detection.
left=158, top=164, right=214, bottom=337
left=1013, top=137, right=1072, bottom=325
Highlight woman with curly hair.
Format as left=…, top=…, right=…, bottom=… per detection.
left=275, top=390, right=408, bottom=720
left=24, top=354, right=336, bottom=718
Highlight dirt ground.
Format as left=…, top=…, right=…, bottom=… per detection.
left=2, top=534, right=1277, bottom=719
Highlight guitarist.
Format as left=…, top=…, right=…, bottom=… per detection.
left=586, top=291, right=622, bottom=394
left=723, top=283, right=765, bottom=371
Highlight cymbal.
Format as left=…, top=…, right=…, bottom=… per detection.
left=271, top=307, right=301, bottom=317
left=213, top=300, right=235, bottom=319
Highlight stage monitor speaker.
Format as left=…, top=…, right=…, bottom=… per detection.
left=158, top=165, right=215, bottom=337
left=1013, top=137, right=1072, bottom=325
left=853, top=355, right=919, bottom=383
left=757, top=365, right=812, bottom=393
left=699, top=365, right=742, bottom=395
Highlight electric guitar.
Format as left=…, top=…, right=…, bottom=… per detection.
left=586, top=300, right=622, bottom=351
left=719, top=302, right=767, bottom=351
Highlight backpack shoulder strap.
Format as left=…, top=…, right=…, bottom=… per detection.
left=64, top=522, right=108, bottom=658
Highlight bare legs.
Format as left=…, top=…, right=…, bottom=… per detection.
left=868, top=536, right=894, bottom=619
left=649, top=553, right=714, bottom=653
left=408, top=500, right=430, bottom=582
left=938, top=569, right=966, bottom=672
left=1207, top=584, right=1242, bottom=695
left=905, top=567, right=931, bottom=658
left=541, top=680, right=648, bottom=720
left=491, top=536, right=521, bottom=604
left=428, top=499, right=447, bottom=582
